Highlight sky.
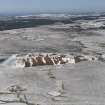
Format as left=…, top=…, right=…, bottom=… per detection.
left=0, top=0, right=105, bottom=14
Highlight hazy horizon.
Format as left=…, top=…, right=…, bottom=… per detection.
left=0, top=0, right=105, bottom=15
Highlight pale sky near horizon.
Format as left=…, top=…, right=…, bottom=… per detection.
left=0, top=0, right=105, bottom=13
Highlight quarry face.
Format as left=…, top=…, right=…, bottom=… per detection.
left=0, top=15, right=105, bottom=105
